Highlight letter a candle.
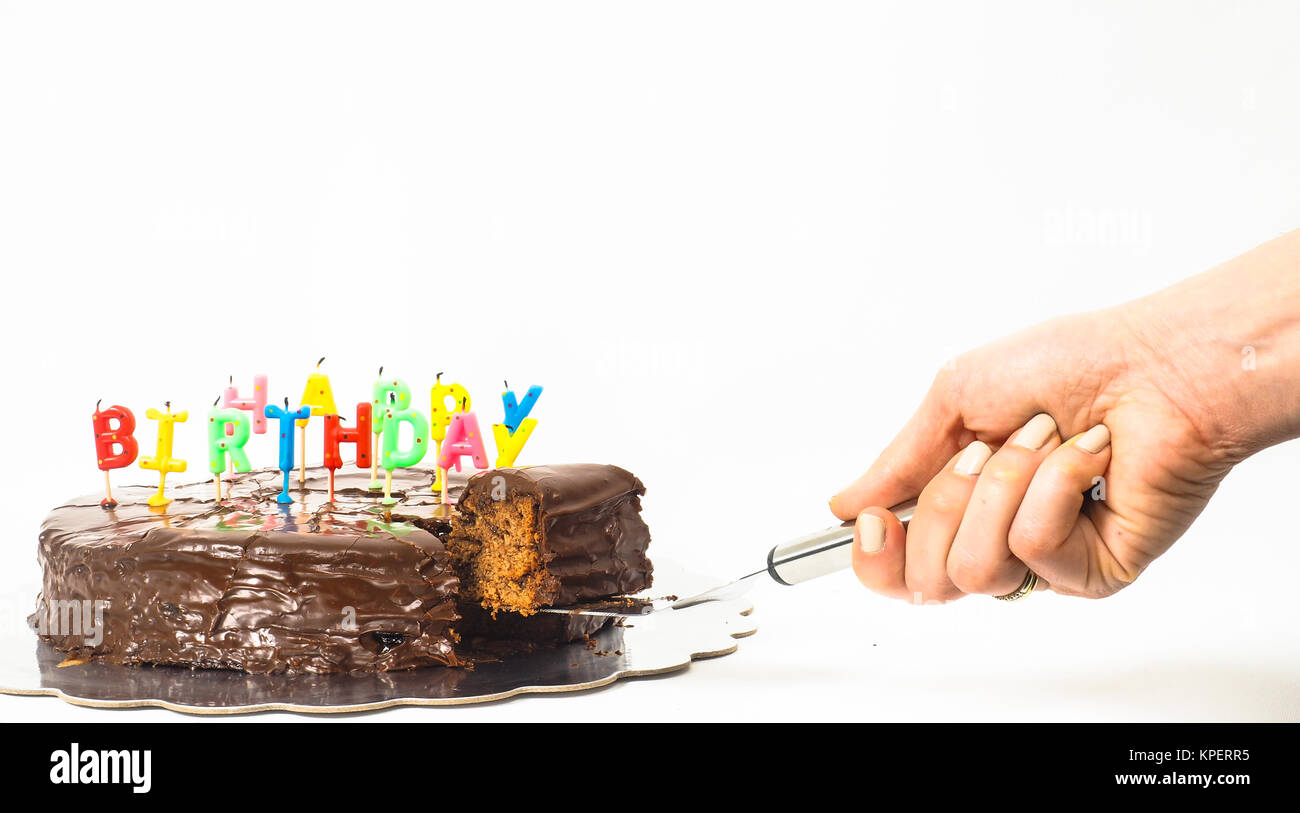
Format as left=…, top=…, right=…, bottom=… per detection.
left=92, top=401, right=139, bottom=508
left=429, top=372, right=470, bottom=495
left=437, top=401, right=490, bottom=505
left=296, top=358, right=338, bottom=486
left=139, top=403, right=188, bottom=507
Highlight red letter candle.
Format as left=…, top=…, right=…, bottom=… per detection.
left=323, top=402, right=372, bottom=502
left=92, top=401, right=139, bottom=508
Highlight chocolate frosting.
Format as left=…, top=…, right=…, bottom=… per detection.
left=474, top=464, right=647, bottom=516
left=31, top=467, right=468, bottom=675
left=31, top=464, right=650, bottom=675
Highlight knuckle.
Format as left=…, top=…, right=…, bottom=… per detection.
left=1008, top=525, right=1054, bottom=560
left=946, top=556, right=995, bottom=594
left=983, top=457, right=1028, bottom=485
left=1041, top=455, right=1085, bottom=486
left=920, top=482, right=967, bottom=516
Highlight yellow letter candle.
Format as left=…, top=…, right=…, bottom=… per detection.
left=139, top=403, right=188, bottom=507
left=296, top=358, right=338, bottom=486
left=492, top=418, right=537, bottom=468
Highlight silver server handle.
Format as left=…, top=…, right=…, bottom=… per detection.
left=764, top=500, right=917, bottom=586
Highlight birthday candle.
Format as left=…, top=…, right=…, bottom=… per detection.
left=500, top=383, right=542, bottom=432
left=224, top=374, right=269, bottom=434
left=437, top=410, right=490, bottom=472
left=92, top=401, right=139, bottom=508
left=429, top=373, right=470, bottom=494
left=208, top=406, right=252, bottom=501
left=323, top=402, right=372, bottom=502
left=265, top=399, right=311, bottom=504
left=296, top=358, right=338, bottom=485
left=371, top=371, right=411, bottom=489
left=492, top=418, right=537, bottom=468
left=139, top=403, right=188, bottom=507
left=380, top=405, right=429, bottom=505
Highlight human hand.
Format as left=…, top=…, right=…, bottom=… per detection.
left=828, top=306, right=1240, bottom=602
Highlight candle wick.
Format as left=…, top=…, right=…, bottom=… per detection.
left=378, top=366, right=384, bottom=376
left=436, top=371, right=443, bottom=383
left=213, top=396, right=220, bottom=407
left=96, top=398, right=102, bottom=412
left=504, top=380, right=509, bottom=391
left=284, top=397, right=289, bottom=409
left=317, top=356, right=326, bottom=369
left=165, top=401, right=170, bottom=410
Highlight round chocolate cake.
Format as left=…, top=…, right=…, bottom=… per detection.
left=31, top=464, right=653, bottom=675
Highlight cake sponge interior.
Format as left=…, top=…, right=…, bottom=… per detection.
left=447, top=492, right=559, bottom=615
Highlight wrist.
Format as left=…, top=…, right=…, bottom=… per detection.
left=1118, top=229, right=1300, bottom=462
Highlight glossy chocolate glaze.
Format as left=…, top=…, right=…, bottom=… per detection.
left=31, top=467, right=469, bottom=675
left=451, top=465, right=654, bottom=608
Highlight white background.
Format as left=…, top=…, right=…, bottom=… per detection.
left=1, top=1, right=1297, bottom=721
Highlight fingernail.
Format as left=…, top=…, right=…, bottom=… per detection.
left=953, top=441, right=993, bottom=476
left=856, top=511, right=885, bottom=554
left=1076, top=424, right=1111, bottom=454
left=1012, top=413, right=1057, bottom=450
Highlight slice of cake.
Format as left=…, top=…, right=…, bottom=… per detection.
left=446, top=464, right=653, bottom=615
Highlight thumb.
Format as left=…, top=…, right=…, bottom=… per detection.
left=829, top=389, right=964, bottom=521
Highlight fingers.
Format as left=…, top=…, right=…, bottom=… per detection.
left=849, top=506, right=910, bottom=601
left=903, top=442, right=993, bottom=602
left=1008, top=424, right=1113, bottom=593
left=830, top=384, right=964, bottom=522
left=947, top=413, right=1061, bottom=596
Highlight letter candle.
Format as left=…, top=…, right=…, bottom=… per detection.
left=266, top=398, right=311, bottom=504
left=92, top=401, right=139, bottom=508
left=139, top=402, right=188, bottom=507
left=223, top=374, right=268, bottom=474
left=370, top=369, right=411, bottom=490
left=323, top=402, right=372, bottom=502
left=429, top=372, right=470, bottom=495
left=500, top=382, right=543, bottom=431
left=379, top=403, right=428, bottom=506
left=296, top=357, right=338, bottom=486
left=208, top=397, right=252, bottom=501
left=493, top=381, right=542, bottom=467
left=437, top=399, right=489, bottom=504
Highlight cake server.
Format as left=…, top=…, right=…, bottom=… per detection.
left=540, top=499, right=917, bottom=617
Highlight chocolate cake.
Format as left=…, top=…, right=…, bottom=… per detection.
left=447, top=465, right=654, bottom=615
left=31, top=464, right=652, bottom=675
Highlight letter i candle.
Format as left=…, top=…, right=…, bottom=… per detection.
left=139, top=403, right=187, bottom=507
